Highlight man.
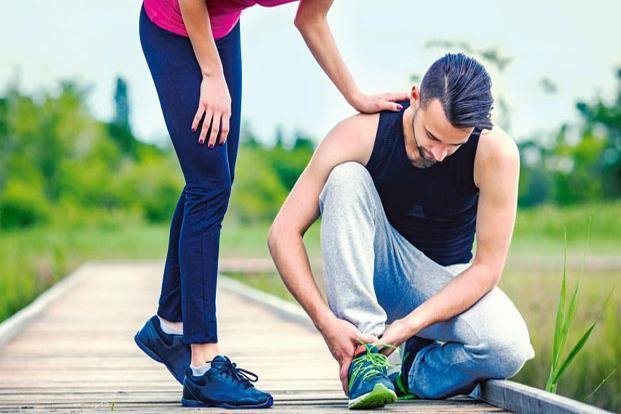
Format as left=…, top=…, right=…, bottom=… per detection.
left=268, top=53, right=535, bottom=409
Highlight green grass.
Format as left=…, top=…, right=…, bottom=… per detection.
left=502, top=266, right=619, bottom=410
left=0, top=221, right=170, bottom=322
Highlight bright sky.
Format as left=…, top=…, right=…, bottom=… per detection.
left=1, top=0, right=620, bottom=145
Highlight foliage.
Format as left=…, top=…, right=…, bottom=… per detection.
left=229, top=128, right=314, bottom=223
left=519, top=69, right=621, bottom=206
left=0, top=79, right=183, bottom=229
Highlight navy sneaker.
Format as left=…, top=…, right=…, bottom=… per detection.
left=182, top=355, right=273, bottom=408
left=390, top=336, right=435, bottom=399
left=347, top=344, right=397, bottom=409
left=134, top=315, right=190, bottom=384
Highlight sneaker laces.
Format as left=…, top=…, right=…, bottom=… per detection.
left=349, top=342, right=395, bottom=387
left=212, top=357, right=259, bottom=388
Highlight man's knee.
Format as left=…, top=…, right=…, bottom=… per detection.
left=319, top=162, right=373, bottom=209
left=474, top=331, right=535, bottom=379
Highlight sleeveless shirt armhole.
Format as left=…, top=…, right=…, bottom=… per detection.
left=365, top=113, right=385, bottom=174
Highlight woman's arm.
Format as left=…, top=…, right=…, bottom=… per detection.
left=178, top=0, right=231, bottom=147
left=294, top=0, right=408, bottom=113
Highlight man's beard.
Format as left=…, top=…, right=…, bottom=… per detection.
left=413, top=146, right=437, bottom=169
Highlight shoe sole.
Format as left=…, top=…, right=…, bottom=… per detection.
left=397, top=394, right=417, bottom=400
left=348, top=383, right=397, bottom=409
left=134, top=333, right=184, bottom=385
left=181, top=396, right=274, bottom=409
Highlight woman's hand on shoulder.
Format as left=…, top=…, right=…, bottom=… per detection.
left=349, top=91, right=409, bottom=114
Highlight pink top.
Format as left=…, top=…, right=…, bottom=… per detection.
left=144, top=0, right=298, bottom=39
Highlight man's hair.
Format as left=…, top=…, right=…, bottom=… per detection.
left=420, top=53, right=493, bottom=130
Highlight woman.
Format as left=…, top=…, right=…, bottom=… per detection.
left=134, top=0, right=407, bottom=408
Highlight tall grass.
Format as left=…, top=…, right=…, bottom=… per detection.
left=544, top=232, right=613, bottom=393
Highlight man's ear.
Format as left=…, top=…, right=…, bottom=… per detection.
left=410, top=85, right=420, bottom=107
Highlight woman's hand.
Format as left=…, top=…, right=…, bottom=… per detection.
left=349, top=91, right=410, bottom=114
left=191, top=73, right=231, bottom=147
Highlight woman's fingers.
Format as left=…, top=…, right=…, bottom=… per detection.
left=199, top=108, right=213, bottom=144
left=219, top=112, right=231, bottom=145
left=192, top=105, right=206, bottom=133
left=207, top=111, right=221, bottom=148
left=364, top=92, right=408, bottom=112
left=377, top=92, right=408, bottom=111
left=386, top=92, right=409, bottom=102
left=376, top=98, right=403, bottom=112
left=196, top=105, right=229, bottom=147
left=387, top=100, right=404, bottom=111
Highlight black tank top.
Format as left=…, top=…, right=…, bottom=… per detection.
left=365, top=103, right=481, bottom=265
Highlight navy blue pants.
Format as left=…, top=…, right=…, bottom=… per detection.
left=139, top=5, right=242, bottom=344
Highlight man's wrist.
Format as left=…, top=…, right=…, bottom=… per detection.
left=313, top=307, right=337, bottom=334
left=402, top=312, right=426, bottom=338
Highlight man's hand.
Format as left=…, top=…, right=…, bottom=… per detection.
left=319, top=316, right=378, bottom=394
left=375, top=319, right=415, bottom=356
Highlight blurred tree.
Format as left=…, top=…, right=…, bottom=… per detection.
left=240, top=119, right=261, bottom=148
left=108, top=76, right=139, bottom=157
left=113, top=76, right=131, bottom=131
left=274, top=124, right=285, bottom=148
left=518, top=139, right=553, bottom=206
left=0, top=79, right=182, bottom=229
left=575, top=68, right=621, bottom=199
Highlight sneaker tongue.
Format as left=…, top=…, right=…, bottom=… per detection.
left=354, top=343, right=379, bottom=358
left=212, top=355, right=229, bottom=364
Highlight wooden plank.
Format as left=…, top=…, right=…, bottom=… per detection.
left=0, top=264, right=91, bottom=349
left=479, top=380, right=612, bottom=414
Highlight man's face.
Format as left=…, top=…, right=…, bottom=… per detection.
left=409, top=97, right=474, bottom=168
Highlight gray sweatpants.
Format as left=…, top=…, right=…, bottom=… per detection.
left=318, top=162, right=534, bottom=399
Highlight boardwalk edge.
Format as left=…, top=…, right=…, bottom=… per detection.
left=479, top=379, right=613, bottom=414
left=0, top=263, right=91, bottom=350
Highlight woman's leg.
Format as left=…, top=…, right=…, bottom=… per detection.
left=139, top=7, right=242, bottom=360
left=157, top=192, right=185, bottom=326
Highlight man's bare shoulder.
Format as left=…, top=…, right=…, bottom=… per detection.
left=315, top=112, right=379, bottom=166
left=474, top=125, right=519, bottom=187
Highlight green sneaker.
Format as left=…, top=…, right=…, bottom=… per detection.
left=347, top=344, right=397, bottom=409
left=389, top=372, right=416, bottom=400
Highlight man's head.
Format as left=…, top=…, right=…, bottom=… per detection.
left=408, top=53, right=493, bottom=168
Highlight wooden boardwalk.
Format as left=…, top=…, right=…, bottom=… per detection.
left=0, top=262, right=510, bottom=412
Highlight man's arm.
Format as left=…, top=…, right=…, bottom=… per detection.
left=268, top=113, right=377, bottom=391
left=380, top=127, right=520, bottom=348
